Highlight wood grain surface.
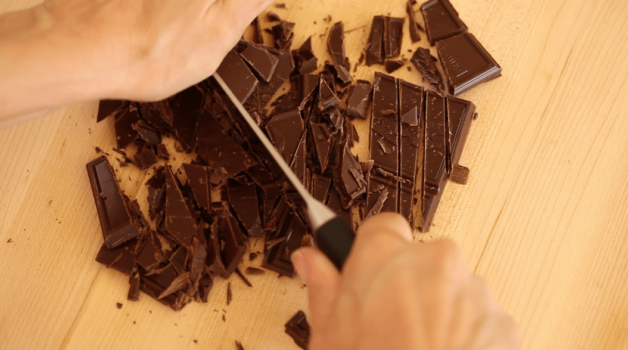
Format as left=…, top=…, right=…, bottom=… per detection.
left=1, top=0, right=628, bottom=349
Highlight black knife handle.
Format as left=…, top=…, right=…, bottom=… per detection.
left=314, top=217, right=355, bottom=270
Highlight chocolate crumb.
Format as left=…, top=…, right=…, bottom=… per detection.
left=450, top=165, right=470, bottom=185
left=235, top=340, right=245, bottom=350
left=245, top=267, right=265, bottom=275
left=95, top=147, right=103, bottom=153
left=194, top=340, right=198, bottom=344
left=248, top=252, right=258, bottom=261
left=222, top=314, right=226, bottom=322
left=133, top=321, right=136, bottom=325
left=473, top=113, right=479, bottom=120
left=7, top=238, right=13, bottom=243
left=116, top=302, right=123, bottom=309
left=275, top=3, right=286, bottom=8
left=227, top=282, right=232, bottom=305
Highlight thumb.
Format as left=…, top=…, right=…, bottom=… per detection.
left=291, top=247, right=341, bottom=326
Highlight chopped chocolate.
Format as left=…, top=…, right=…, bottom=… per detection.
left=227, top=176, right=263, bottom=237
left=198, top=273, right=213, bottom=302
left=383, top=17, right=404, bottom=58
left=132, top=119, right=161, bottom=145
left=366, top=167, right=399, bottom=215
left=164, top=166, right=197, bottom=246
left=290, top=132, right=310, bottom=191
left=95, top=147, right=102, bottom=154
left=252, top=17, right=265, bottom=45
left=263, top=198, right=307, bottom=277
left=170, top=86, right=204, bottom=152
left=114, top=105, right=141, bottom=149
left=245, top=267, right=265, bottom=275
left=190, top=238, right=206, bottom=282
left=234, top=267, right=253, bottom=287
left=267, top=11, right=282, bottom=22
left=128, top=271, right=140, bottom=301
left=216, top=49, right=259, bottom=104
left=292, top=37, right=318, bottom=75
left=87, top=156, right=141, bottom=248
left=285, top=310, right=310, bottom=350
left=182, top=163, right=211, bottom=212
left=240, top=43, right=279, bottom=83
left=316, top=78, right=340, bottom=113
left=169, top=245, right=188, bottom=274
left=446, top=96, right=476, bottom=172
left=158, top=271, right=190, bottom=299
left=257, top=49, right=294, bottom=109
left=399, top=80, right=424, bottom=221
left=139, top=101, right=173, bottom=136
left=133, top=144, right=158, bottom=170
left=206, top=221, right=227, bottom=276
left=335, top=141, right=367, bottom=209
left=217, top=209, right=247, bottom=278
left=275, top=3, right=286, bottom=8
left=310, top=122, right=333, bottom=173
left=369, top=73, right=399, bottom=175
left=272, top=21, right=295, bottom=50
left=411, top=47, right=445, bottom=92
left=136, top=234, right=162, bottom=272
left=328, top=22, right=350, bottom=68
left=265, top=109, right=304, bottom=162
left=95, top=238, right=138, bottom=275
left=384, top=59, right=405, bottom=73
left=226, top=282, right=233, bottom=305
left=436, top=32, right=502, bottom=96
left=421, top=0, right=468, bottom=45
left=407, top=0, right=421, bottom=42
left=196, top=113, right=257, bottom=176
left=146, top=167, right=166, bottom=221
left=97, top=100, right=126, bottom=123
left=326, top=187, right=353, bottom=227
left=346, top=80, right=372, bottom=119
left=364, top=187, right=388, bottom=220
left=140, top=264, right=187, bottom=310
left=116, top=302, right=123, bottom=309
left=326, top=64, right=353, bottom=88
left=365, top=16, right=385, bottom=66
left=422, top=91, right=447, bottom=232
left=235, top=340, right=245, bottom=350
left=450, top=164, right=470, bottom=185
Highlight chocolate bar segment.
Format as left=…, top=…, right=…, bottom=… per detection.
left=227, top=176, right=263, bottom=237
left=240, top=43, right=279, bottom=83
left=216, top=49, right=259, bottom=104
left=422, top=91, right=447, bottom=232
left=365, top=16, right=385, bottom=66
left=446, top=96, right=476, bottom=173
left=437, top=32, right=502, bottom=96
left=399, top=80, right=424, bottom=221
left=328, top=22, right=349, bottom=68
left=369, top=73, right=399, bottom=175
left=366, top=167, right=399, bottom=215
left=87, top=156, right=141, bottom=248
left=95, top=238, right=137, bottom=274
left=335, top=141, right=367, bottom=209
left=265, top=109, right=304, bottom=162
left=383, top=17, right=404, bottom=58
left=346, top=80, right=372, bottom=119
left=421, top=0, right=468, bottom=45
left=407, top=0, right=422, bottom=42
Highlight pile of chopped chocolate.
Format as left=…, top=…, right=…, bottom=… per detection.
left=87, top=0, right=500, bottom=348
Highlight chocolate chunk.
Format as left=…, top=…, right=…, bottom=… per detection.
left=265, top=109, right=304, bottom=162
left=446, top=96, right=476, bottom=172
left=328, top=22, right=350, bottom=68
left=190, top=238, right=206, bottom=283
left=97, top=100, right=126, bottom=123
left=436, top=32, right=502, bottom=96
left=310, top=122, right=333, bottom=173
left=158, top=271, right=190, bottom=299
left=133, top=144, right=157, bottom=170
left=140, top=101, right=173, bottom=136
left=196, top=114, right=257, bottom=176
left=326, top=187, right=353, bottom=227
left=290, top=132, right=310, bottom=191
left=95, top=238, right=137, bottom=275
left=320, top=106, right=344, bottom=132
left=365, top=16, right=385, bottom=66
left=335, top=141, right=367, bottom=209
left=234, top=267, right=253, bottom=287
left=346, top=80, right=372, bottom=119
left=366, top=167, right=399, bottom=215
left=369, top=73, right=399, bottom=175
left=169, top=86, right=204, bottom=152
left=383, top=17, right=404, bottom=58
left=245, top=267, right=265, bottom=275
left=218, top=209, right=247, bottom=278
left=198, top=273, right=213, bottom=302
left=411, top=47, right=445, bottom=92
left=216, top=49, right=259, bottom=104
left=421, top=0, right=468, bottom=45
left=136, top=234, right=162, bottom=272
left=146, top=168, right=166, bottom=221
left=128, top=271, right=140, bottom=301
left=240, top=43, right=279, bottom=83
left=285, top=310, right=310, bottom=350
left=252, top=17, right=265, bottom=45
left=364, top=186, right=389, bottom=221
left=292, top=37, right=318, bottom=75
left=450, top=164, right=470, bottom=185
left=164, top=166, right=197, bottom=246
left=258, top=50, right=294, bottom=110
left=407, top=0, right=421, bottom=42
left=399, top=80, right=424, bottom=221
left=115, top=105, right=140, bottom=149
left=422, top=91, right=447, bottom=232
left=169, top=245, right=188, bottom=274
left=384, top=59, right=405, bottom=73
left=326, top=64, right=353, bottom=88
left=267, top=11, right=281, bottom=22
left=262, top=198, right=307, bottom=277
left=182, top=163, right=211, bottom=212
left=227, top=176, right=263, bottom=237
left=132, top=119, right=161, bottom=146
left=140, top=264, right=187, bottom=310
left=206, top=220, right=227, bottom=276
left=311, top=174, right=332, bottom=202
left=316, top=78, right=340, bottom=113
left=272, top=21, right=296, bottom=50
left=87, top=156, right=141, bottom=248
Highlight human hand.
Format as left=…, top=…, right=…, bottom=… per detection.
left=291, top=213, right=521, bottom=350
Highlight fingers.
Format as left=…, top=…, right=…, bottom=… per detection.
left=291, top=247, right=341, bottom=329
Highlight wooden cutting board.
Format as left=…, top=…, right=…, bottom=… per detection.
left=1, top=0, right=628, bottom=349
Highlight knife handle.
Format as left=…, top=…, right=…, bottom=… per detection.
left=314, top=217, right=355, bottom=270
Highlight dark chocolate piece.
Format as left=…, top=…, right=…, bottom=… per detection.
left=436, top=32, right=502, bottom=96
left=384, top=60, right=405, bottom=73
left=156, top=144, right=169, bottom=160
left=234, top=267, right=253, bottom=287
left=128, top=271, right=140, bottom=301
left=265, top=109, right=304, bottom=162
left=365, top=16, right=385, bottom=66
left=252, top=17, right=265, bottom=45
left=407, top=0, right=421, bottom=42
left=311, top=174, right=332, bottom=203
left=164, top=166, right=197, bottom=246
left=218, top=209, right=247, bottom=278
left=116, top=302, right=123, bottom=309
left=316, top=78, right=340, bottom=113
left=326, top=64, right=353, bottom=88
left=114, top=105, right=140, bottom=149
left=198, top=273, right=213, bottom=302
left=275, top=3, right=286, bottom=8
left=226, top=282, right=232, bottom=305
left=190, top=237, right=207, bottom=284
left=97, top=100, right=126, bottom=123
left=227, top=176, right=263, bottom=237
left=267, top=11, right=281, bottom=22
left=290, top=132, right=310, bottom=191
left=140, top=101, right=173, bottom=136
left=133, top=144, right=157, bottom=170
left=399, top=80, right=424, bottom=221
left=146, top=167, right=166, bottom=221
left=87, top=156, right=141, bottom=248
left=383, top=17, right=404, bottom=58
left=95, top=238, right=137, bottom=275
left=422, top=91, right=447, bottom=232
left=310, top=122, right=333, bottom=173
left=206, top=221, right=227, bottom=277
left=240, top=43, right=279, bottom=83
left=158, top=271, right=190, bottom=299
left=346, top=80, right=372, bottom=119
left=182, top=163, right=211, bottom=212
left=285, top=310, right=310, bottom=350
left=326, top=187, right=353, bottom=227
left=292, top=37, right=318, bottom=75
left=169, top=86, right=204, bottom=152
left=328, top=22, right=349, bottom=68
left=421, top=0, right=468, bottom=45
left=446, top=96, right=476, bottom=172
left=140, top=264, right=187, bottom=310
left=245, top=267, right=265, bottom=275
left=335, top=141, right=367, bottom=209
left=196, top=113, right=257, bottom=176
left=258, top=50, right=294, bottom=110
left=136, top=234, right=162, bottom=272
left=169, top=245, right=188, bottom=274
left=132, top=119, right=161, bottom=146
left=366, top=167, right=399, bottom=214
left=364, top=187, right=389, bottom=221
left=272, top=21, right=295, bottom=50
left=262, top=198, right=307, bottom=277
left=411, top=47, right=445, bottom=92
left=216, top=49, right=259, bottom=104
left=235, top=340, right=245, bottom=350
left=450, top=164, right=470, bottom=185
left=369, top=73, right=399, bottom=175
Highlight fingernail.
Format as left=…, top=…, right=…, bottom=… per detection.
left=291, top=250, right=311, bottom=281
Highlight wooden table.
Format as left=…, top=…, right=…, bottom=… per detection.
left=2, top=0, right=628, bottom=349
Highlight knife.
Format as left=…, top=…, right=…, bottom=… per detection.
left=213, top=73, right=355, bottom=271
